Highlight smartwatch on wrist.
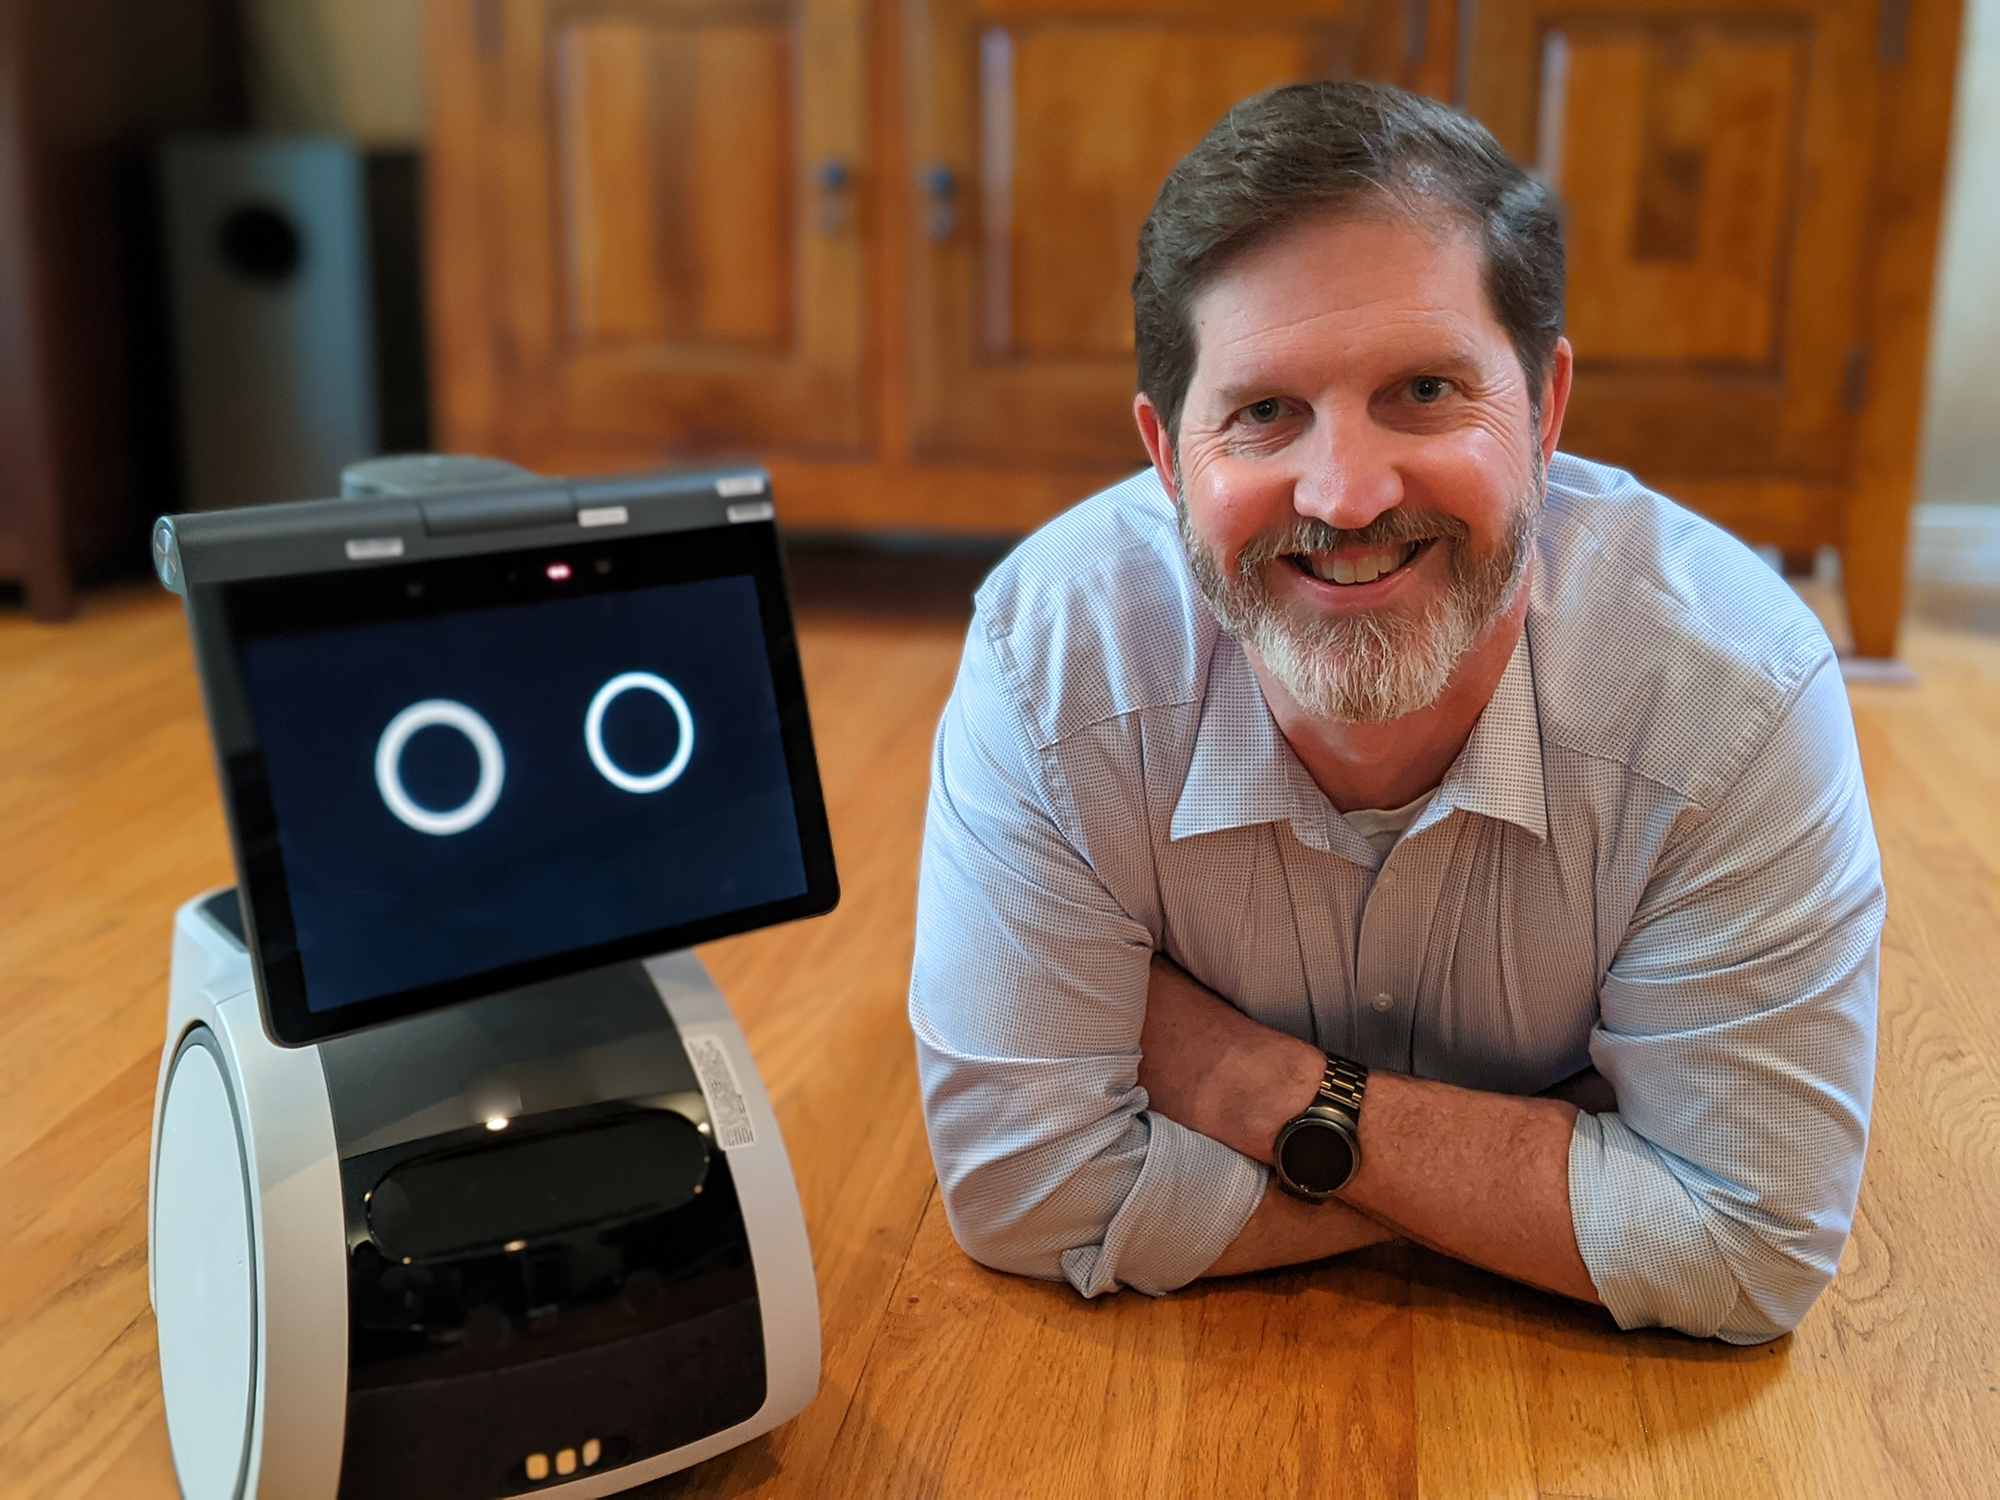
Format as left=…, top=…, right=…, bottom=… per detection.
left=1272, top=1054, right=1369, bottom=1201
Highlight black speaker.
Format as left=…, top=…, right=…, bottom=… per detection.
left=161, top=135, right=379, bottom=510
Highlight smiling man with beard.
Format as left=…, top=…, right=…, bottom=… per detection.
left=908, top=82, right=1884, bottom=1342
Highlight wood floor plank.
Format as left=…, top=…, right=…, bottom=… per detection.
left=1412, top=1264, right=1542, bottom=1500
left=6, top=1305, right=167, bottom=1500
left=821, top=1195, right=1417, bottom=1500
left=76, top=1405, right=180, bottom=1500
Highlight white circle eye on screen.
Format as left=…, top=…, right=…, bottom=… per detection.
left=374, top=699, right=506, bottom=836
left=585, top=672, right=695, bottom=794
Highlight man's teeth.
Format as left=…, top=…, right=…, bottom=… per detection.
left=1302, top=542, right=1419, bottom=585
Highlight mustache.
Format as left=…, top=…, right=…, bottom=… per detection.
left=1232, top=507, right=1472, bottom=578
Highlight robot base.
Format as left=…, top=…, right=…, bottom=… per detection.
left=148, top=889, right=820, bottom=1500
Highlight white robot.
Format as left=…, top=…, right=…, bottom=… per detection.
left=148, top=458, right=835, bottom=1499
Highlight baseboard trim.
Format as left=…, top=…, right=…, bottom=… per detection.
left=1839, top=656, right=1919, bottom=685
left=1912, top=504, right=2000, bottom=588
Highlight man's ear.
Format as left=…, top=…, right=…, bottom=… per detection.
left=1539, top=337, right=1574, bottom=467
left=1133, top=392, right=1180, bottom=502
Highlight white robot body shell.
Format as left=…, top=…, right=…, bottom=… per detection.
left=149, top=892, right=821, bottom=1500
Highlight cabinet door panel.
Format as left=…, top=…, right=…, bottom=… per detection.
left=1471, top=0, right=1880, bottom=483
left=909, top=0, right=1400, bottom=468
left=1004, top=28, right=1324, bottom=360
left=435, top=0, right=868, bottom=461
left=1556, top=27, right=1797, bottom=364
left=560, top=19, right=793, bottom=350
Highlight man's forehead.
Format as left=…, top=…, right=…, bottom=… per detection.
left=1186, top=212, right=1498, bottom=378
left=1204, top=203, right=1483, bottom=302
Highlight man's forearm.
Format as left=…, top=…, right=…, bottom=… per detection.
left=1201, top=1181, right=1397, bottom=1277
left=1142, top=956, right=1602, bottom=1304
left=1339, top=1070, right=1599, bottom=1303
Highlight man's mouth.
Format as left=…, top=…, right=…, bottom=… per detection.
left=1285, top=539, right=1432, bottom=587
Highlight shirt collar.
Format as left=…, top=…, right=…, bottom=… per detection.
left=1418, top=628, right=1549, bottom=843
left=1170, top=635, right=1319, bottom=843
left=1169, top=627, right=1548, bottom=859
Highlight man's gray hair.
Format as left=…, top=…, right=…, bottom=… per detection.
left=1133, top=80, right=1566, bottom=441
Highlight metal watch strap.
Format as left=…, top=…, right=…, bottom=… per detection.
left=1313, top=1055, right=1369, bottom=1123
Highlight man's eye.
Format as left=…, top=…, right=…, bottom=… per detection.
left=1410, top=376, right=1452, bottom=404
left=1245, top=398, right=1284, bottom=423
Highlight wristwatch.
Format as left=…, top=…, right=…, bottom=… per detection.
left=1272, top=1054, right=1369, bottom=1201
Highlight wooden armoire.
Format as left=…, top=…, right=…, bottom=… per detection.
left=424, top=0, right=1962, bottom=658
left=0, top=0, right=243, bottom=619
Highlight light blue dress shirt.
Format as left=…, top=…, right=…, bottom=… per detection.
left=909, top=454, right=1883, bottom=1343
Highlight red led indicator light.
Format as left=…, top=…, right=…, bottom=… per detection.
left=546, top=562, right=573, bottom=582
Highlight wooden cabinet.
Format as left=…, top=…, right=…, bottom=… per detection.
left=428, top=0, right=869, bottom=460
left=426, top=0, right=1959, bottom=655
left=0, top=0, right=242, bottom=619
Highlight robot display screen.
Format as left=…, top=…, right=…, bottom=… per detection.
left=217, top=522, right=835, bottom=1042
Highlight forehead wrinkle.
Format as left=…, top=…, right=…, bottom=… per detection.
left=1195, top=271, right=1493, bottom=347
left=1193, top=279, right=1420, bottom=354
left=1182, top=214, right=1498, bottom=396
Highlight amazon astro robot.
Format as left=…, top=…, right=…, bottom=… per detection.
left=147, top=457, right=835, bottom=1499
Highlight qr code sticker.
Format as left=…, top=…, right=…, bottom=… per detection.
left=684, top=1033, right=757, bottom=1149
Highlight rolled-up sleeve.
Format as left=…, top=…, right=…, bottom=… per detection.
left=910, top=628, right=1267, bottom=1296
left=1575, top=657, right=1884, bottom=1342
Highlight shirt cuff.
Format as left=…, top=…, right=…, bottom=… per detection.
left=1060, top=1113, right=1269, bottom=1298
left=1568, top=1110, right=1743, bottom=1338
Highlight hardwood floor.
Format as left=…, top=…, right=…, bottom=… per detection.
left=0, top=578, right=1995, bottom=1499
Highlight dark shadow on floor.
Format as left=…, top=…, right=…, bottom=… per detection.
left=782, top=532, right=1015, bottom=624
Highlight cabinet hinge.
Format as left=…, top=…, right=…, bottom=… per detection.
left=474, top=0, right=504, bottom=56
left=1841, top=346, right=1872, bottom=413
left=1877, top=0, right=1908, bottom=65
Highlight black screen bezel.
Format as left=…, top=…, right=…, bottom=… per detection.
left=211, top=519, right=837, bottom=1046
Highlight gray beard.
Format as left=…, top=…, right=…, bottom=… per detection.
left=1178, top=463, right=1542, bottom=724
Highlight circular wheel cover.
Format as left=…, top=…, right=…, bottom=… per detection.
left=155, top=1032, right=257, bottom=1500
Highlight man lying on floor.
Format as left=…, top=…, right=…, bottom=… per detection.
left=908, top=80, right=1883, bottom=1343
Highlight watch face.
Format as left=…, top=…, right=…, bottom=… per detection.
left=1279, top=1119, right=1356, bottom=1195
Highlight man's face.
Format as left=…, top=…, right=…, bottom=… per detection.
left=1139, top=210, right=1570, bottom=724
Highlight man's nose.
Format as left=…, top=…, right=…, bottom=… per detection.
left=1290, top=410, right=1403, bottom=532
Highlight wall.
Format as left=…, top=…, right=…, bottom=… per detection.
left=1922, top=0, right=2000, bottom=507
left=232, top=0, right=432, bottom=454
left=241, top=0, right=426, bottom=146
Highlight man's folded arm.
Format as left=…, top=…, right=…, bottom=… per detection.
left=909, top=633, right=1266, bottom=1296
left=1579, top=658, right=1885, bottom=1343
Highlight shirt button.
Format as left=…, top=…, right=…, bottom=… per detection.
left=1371, top=992, right=1394, bottom=1012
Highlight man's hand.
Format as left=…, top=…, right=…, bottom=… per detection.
left=1139, top=956, right=1603, bottom=1304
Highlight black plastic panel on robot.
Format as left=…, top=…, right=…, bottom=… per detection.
left=157, top=469, right=839, bottom=1047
